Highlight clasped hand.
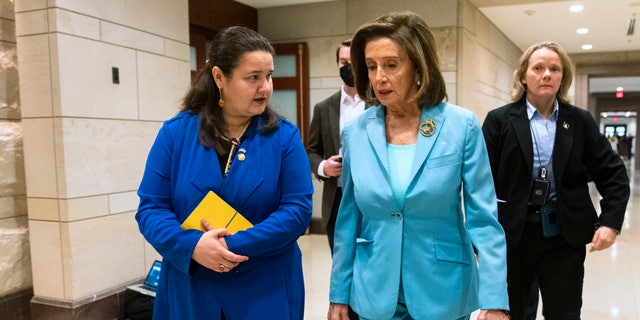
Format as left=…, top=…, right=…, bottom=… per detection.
left=192, top=219, right=248, bottom=272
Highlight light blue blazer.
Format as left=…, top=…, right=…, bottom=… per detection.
left=329, top=102, right=509, bottom=319
left=136, top=111, right=313, bottom=320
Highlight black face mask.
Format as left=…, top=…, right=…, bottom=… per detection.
left=339, top=63, right=355, bottom=87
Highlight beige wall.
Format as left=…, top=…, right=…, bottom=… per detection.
left=456, top=0, right=522, bottom=122
left=259, top=0, right=521, bottom=221
left=14, top=0, right=188, bottom=305
left=259, top=0, right=462, bottom=107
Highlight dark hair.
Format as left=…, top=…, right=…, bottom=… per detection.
left=350, top=10, right=447, bottom=107
left=181, top=26, right=279, bottom=150
left=511, top=40, right=574, bottom=104
left=335, top=39, right=351, bottom=64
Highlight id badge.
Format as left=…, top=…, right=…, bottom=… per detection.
left=529, top=178, right=549, bottom=206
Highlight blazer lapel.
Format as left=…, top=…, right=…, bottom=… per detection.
left=410, top=103, right=445, bottom=180
left=367, top=106, right=391, bottom=179
left=511, top=102, right=534, bottom=171
left=553, top=104, right=574, bottom=177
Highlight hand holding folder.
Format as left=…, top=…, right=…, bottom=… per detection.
left=181, top=191, right=253, bottom=233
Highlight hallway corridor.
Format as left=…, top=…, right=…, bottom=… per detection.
left=299, top=160, right=639, bottom=320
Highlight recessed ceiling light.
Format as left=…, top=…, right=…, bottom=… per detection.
left=581, top=44, right=593, bottom=50
left=576, top=28, right=589, bottom=34
left=570, top=4, right=584, bottom=12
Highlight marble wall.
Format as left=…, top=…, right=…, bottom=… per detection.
left=0, top=0, right=31, bottom=299
left=14, top=0, right=189, bottom=305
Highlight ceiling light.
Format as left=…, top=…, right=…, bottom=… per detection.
left=617, top=87, right=624, bottom=91
left=576, top=28, right=589, bottom=34
left=581, top=44, right=593, bottom=50
left=569, top=4, right=584, bottom=12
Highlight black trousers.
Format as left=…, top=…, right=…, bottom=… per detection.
left=526, top=279, right=539, bottom=319
left=507, top=221, right=586, bottom=320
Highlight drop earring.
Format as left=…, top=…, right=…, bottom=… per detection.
left=218, top=88, right=225, bottom=108
left=417, top=80, right=421, bottom=86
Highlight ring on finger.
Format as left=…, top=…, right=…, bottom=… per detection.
left=219, top=264, right=225, bottom=271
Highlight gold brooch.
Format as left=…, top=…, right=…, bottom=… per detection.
left=237, top=148, right=246, bottom=161
left=419, top=119, right=436, bottom=137
left=563, top=122, right=569, bottom=130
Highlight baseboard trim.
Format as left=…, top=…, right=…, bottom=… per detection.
left=30, top=287, right=138, bottom=320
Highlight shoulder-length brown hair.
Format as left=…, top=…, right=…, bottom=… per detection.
left=181, top=26, right=279, bottom=150
left=350, top=10, right=447, bottom=107
left=511, top=40, right=574, bottom=104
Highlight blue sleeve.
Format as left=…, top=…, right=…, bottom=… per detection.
left=135, top=121, right=203, bottom=276
left=461, top=112, right=509, bottom=310
left=224, top=123, right=313, bottom=260
left=329, top=124, right=359, bottom=304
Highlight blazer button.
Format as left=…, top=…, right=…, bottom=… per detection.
left=393, top=212, right=402, bottom=220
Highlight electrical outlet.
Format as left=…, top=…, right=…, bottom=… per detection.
left=112, top=67, right=119, bottom=84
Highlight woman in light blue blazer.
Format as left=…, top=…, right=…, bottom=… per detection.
left=327, top=11, right=509, bottom=320
left=136, top=26, right=312, bottom=319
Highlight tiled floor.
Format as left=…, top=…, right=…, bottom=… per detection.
left=299, top=160, right=640, bottom=320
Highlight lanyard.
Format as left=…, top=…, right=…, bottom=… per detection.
left=530, top=123, right=546, bottom=180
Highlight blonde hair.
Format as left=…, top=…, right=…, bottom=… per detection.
left=511, top=41, right=574, bottom=104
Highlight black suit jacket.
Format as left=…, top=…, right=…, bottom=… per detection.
left=306, top=91, right=341, bottom=228
left=482, top=99, right=629, bottom=249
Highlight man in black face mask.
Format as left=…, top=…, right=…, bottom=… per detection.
left=307, top=40, right=366, bottom=256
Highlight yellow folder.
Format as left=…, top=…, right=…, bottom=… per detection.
left=180, top=191, right=253, bottom=233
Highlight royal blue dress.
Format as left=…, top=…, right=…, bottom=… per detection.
left=136, top=111, right=313, bottom=319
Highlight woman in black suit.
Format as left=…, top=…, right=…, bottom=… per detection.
left=482, top=41, right=629, bottom=320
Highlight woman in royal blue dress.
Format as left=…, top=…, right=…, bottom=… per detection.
left=136, top=26, right=313, bottom=320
